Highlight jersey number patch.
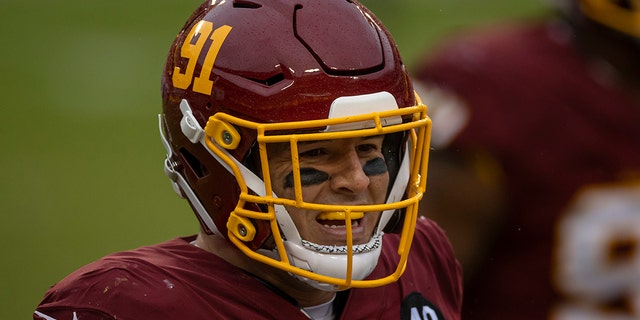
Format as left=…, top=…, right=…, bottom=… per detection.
left=401, top=292, right=444, bottom=320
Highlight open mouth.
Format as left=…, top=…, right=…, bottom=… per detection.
left=316, top=211, right=364, bottom=228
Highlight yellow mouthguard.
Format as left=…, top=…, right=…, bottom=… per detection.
left=316, top=211, right=365, bottom=221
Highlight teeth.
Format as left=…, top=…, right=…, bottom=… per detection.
left=322, top=220, right=359, bottom=228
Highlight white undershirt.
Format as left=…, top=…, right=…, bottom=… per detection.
left=301, top=294, right=336, bottom=320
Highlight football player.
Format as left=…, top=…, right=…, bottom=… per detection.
left=34, top=1, right=463, bottom=319
left=414, top=0, right=640, bottom=319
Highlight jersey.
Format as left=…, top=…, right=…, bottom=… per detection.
left=34, top=217, right=462, bottom=320
left=415, top=20, right=640, bottom=319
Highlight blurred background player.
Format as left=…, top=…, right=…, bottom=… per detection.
left=413, top=0, right=640, bottom=318
left=34, top=1, right=462, bottom=319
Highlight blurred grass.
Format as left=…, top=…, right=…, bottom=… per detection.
left=0, top=0, right=545, bottom=318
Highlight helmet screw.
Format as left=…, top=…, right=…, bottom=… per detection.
left=222, top=131, right=233, bottom=145
left=238, top=225, right=247, bottom=237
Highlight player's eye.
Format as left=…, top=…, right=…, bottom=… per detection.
left=299, top=148, right=326, bottom=158
left=357, top=143, right=378, bottom=153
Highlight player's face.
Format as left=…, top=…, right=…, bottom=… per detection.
left=267, top=136, right=389, bottom=246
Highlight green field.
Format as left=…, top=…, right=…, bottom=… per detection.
left=0, top=0, right=545, bottom=318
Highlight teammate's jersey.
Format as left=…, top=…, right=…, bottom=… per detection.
left=415, top=21, right=640, bottom=319
left=34, top=217, right=462, bottom=320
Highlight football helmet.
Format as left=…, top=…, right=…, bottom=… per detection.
left=578, top=0, right=640, bottom=38
left=159, top=0, right=431, bottom=290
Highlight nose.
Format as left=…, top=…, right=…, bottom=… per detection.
left=329, top=149, right=370, bottom=195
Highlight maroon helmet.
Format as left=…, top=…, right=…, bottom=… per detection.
left=159, top=0, right=431, bottom=289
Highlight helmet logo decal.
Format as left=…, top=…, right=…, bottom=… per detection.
left=172, top=21, right=232, bottom=95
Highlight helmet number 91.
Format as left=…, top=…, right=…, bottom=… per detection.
left=172, top=21, right=232, bottom=95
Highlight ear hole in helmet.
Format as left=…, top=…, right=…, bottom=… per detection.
left=180, top=148, right=210, bottom=178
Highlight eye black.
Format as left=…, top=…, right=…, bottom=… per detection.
left=284, top=168, right=330, bottom=188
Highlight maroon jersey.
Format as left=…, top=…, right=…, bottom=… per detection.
left=415, top=21, right=640, bottom=319
left=34, top=218, right=462, bottom=320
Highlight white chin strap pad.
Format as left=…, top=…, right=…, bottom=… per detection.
left=283, top=237, right=383, bottom=291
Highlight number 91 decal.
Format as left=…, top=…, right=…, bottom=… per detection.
left=172, top=21, right=232, bottom=95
